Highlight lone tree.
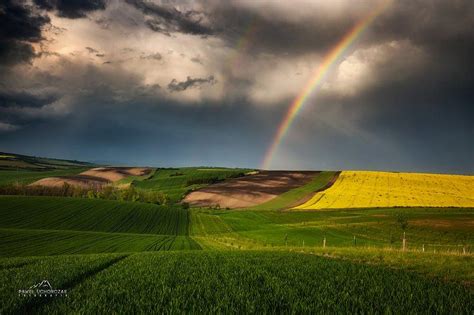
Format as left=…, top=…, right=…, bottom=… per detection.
left=395, top=212, right=409, bottom=231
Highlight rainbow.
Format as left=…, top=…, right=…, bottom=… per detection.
left=261, top=0, right=391, bottom=169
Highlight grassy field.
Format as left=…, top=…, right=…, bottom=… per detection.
left=0, top=196, right=190, bottom=235
left=189, top=207, right=473, bottom=257
left=0, top=196, right=200, bottom=257
left=133, top=167, right=252, bottom=203
left=0, top=229, right=200, bottom=257
left=0, top=152, right=93, bottom=171
left=295, top=171, right=474, bottom=209
left=1, top=164, right=473, bottom=312
left=0, top=168, right=90, bottom=186
left=1, top=251, right=471, bottom=314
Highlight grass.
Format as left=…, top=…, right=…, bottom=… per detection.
left=0, top=251, right=468, bottom=314
left=0, top=228, right=201, bottom=257
left=0, top=151, right=94, bottom=171
left=0, top=196, right=201, bottom=256
left=1, top=165, right=473, bottom=312
left=133, top=167, right=252, bottom=203
left=191, top=207, right=474, bottom=250
left=0, top=168, right=90, bottom=186
left=0, top=253, right=127, bottom=314
left=295, top=171, right=474, bottom=209
left=248, top=171, right=338, bottom=210
left=0, top=196, right=190, bottom=235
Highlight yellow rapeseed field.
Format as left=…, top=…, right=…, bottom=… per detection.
left=294, top=171, right=474, bottom=210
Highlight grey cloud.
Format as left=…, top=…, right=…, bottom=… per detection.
left=0, top=122, right=20, bottom=133
left=190, top=56, right=203, bottom=64
left=126, top=0, right=213, bottom=35
left=85, top=47, right=99, bottom=53
left=0, top=90, right=57, bottom=109
left=33, top=0, right=106, bottom=19
left=0, top=0, right=50, bottom=65
left=140, top=52, right=162, bottom=60
left=167, top=76, right=217, bottom=92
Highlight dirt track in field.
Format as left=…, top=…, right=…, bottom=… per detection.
left=31, top=167, right=151, bottom=188
left=184, top=171, right=319, bottom=209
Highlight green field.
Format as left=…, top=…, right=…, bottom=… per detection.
left=193, top=207, right=473, bottom=249
left=0, top=151, right=93, bottom=171
left=1, top=251, right=472, bottom=314
left=0, top=196, right=189, bottom=235
left=0, top=168, right=90, bottom=186
left=1, top=163, right=473, bottom=312
left=0, top=196, right=199, bottom=257
left=132, top=167, right=252, bottom=203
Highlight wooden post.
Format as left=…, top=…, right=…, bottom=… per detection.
left=303, top=240, right=305, bottom=248
left=353, top=235, right=356, bottom=247
left=323, top=237, right=326, bottom=249
left=402, top=232, right=406, bottom=251
left=422, top=244, right=425, bottom=252
left=463, top=246, right=466, bottom=255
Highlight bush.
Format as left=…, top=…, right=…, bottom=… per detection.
left=186, top=177, right=221, bottom=186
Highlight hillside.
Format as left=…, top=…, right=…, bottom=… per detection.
left=0, top=153, right=472, bottom=313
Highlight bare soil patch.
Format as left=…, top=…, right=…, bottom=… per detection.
left=411, top=219, right=474, bottom=229
left=81, top=167, right=151, bottom=182
left=184, top=171, right=318, bottom=209
left=32, top=175, right=110, bottom=189
left=30, top=167, right=151, bottom=188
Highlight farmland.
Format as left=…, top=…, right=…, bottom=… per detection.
left=0, top=157, right=473, bottom=313
left=0, top=196, right=189, bottom=235
left=0, top=196, right=199, bottom=257
left=0, top=168, right=90, bottom=186
left=1, top=251, right=472, bottom=314
left=191, top=207, right=473, bottom=251
left=133, top=167, right=252, bottom=203
left=295, top=171, right=474, bottom=210
left=0, top=152, right=93, bottom=171
left=184, top=170, right=319, bottom=208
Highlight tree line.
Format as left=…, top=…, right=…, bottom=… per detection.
left=0, top=183, right=170, bottom=205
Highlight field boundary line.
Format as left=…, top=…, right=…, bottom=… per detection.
left=288, top=171, right=341, bottom=209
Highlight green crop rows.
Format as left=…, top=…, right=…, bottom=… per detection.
left=1, top=251, right=471, bottom=314
left=0, top=196, right=189, bottom=235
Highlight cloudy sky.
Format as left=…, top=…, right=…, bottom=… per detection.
left=0, top=0, right=473, bottom=173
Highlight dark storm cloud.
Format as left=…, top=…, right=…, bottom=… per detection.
left=167, top=76, right=216, bottom=92
left=207, top=4, right=354, bottom=55
left=125, top=0, right=212, bottom=35
left=0, top=0, right=49, bottom=65
left=0, top=90, right=57, bottom=109
left=33, top=0, right=106, bottom=19
left=0, top=0, right=473, bottom=172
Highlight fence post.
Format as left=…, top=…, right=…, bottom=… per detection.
left=422, top=244, right=425, bottom=253
left=353, top=235, right=356, bottom=247
left=463, top=246, right=466, bottom=255
left=303, top=240, right=305, bottom=248
left=402, top=232, right=406, bottom=251
left=323, top=237, right=326, bottom=249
